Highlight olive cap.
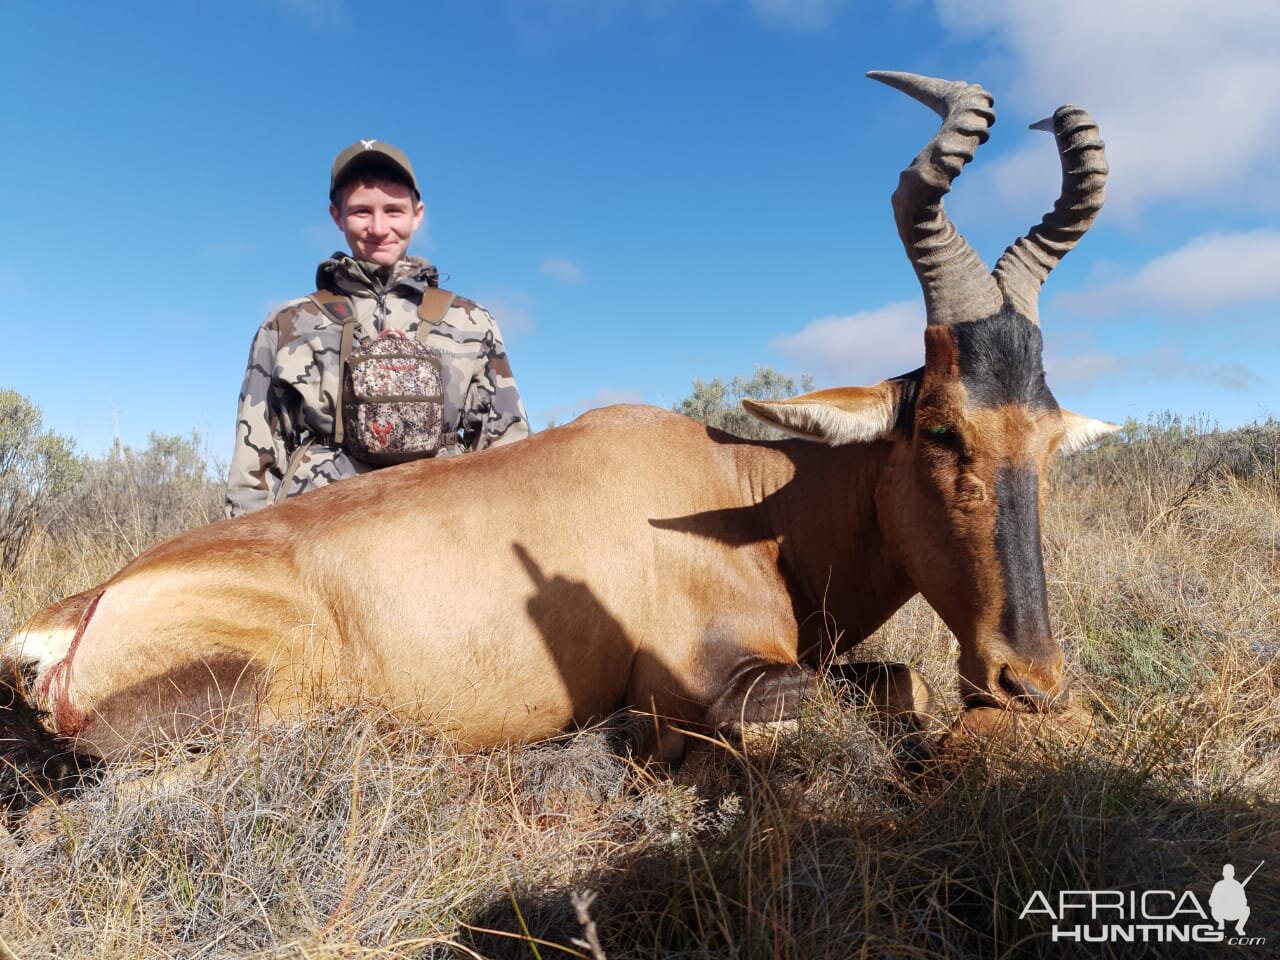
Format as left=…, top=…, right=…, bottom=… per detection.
left=329, top=139, right=420, bottom=201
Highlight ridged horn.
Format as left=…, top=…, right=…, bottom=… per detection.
left=868, top=70, right=1004, bottom=326
left=993, top=106, right=1108, bottom=324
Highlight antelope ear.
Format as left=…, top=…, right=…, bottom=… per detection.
left=742, top=381, right=908, bottom=445
left=1058, top=409, right=1121, bottom=454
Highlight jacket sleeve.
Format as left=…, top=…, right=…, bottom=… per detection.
left=224, top=320, right=290, bottom=518
left=459, top=309, right=530, bottom=452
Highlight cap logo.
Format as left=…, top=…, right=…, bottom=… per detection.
left=361, top=139, right=377, bottom=150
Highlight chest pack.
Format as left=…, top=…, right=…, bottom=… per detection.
left=307, top=286, right=456, bottom=465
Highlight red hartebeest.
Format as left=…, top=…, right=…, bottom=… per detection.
left=2, top=72, right=1116, bottom=814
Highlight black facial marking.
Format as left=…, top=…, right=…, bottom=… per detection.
left=892, top=367, right=924, bottom=436
left=952, top=311, right=1057, bottom=411
left=994, top=466, right=1055, bottom=659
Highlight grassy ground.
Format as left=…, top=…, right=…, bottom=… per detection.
left=1, top=418, right=1277, bottom=959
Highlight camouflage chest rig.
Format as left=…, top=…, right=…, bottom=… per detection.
left=306, top=285, right=457, bottom=465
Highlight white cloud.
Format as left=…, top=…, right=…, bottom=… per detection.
left=302, top=222, right=341, bottom=252
left=201, top=240, right=259, bottom=262
left=503, top=0, right=709, bottom=45
left=1047, top=345, right=1263, bottom=393
left=1057, top=229, right=1280, bottom=315
left=475, top=290, right=536, bottom=334
left=768, top=300, right=925, bottom=383
left=947, top=134, right=1062, bottom=233
left=933, top=0, right=1280, bottom=215
left=1156, top=350, right=1263, bottom=392
left=588, top=387, right=645, bottom=407
left=750, top=0, right=848, bottom=31
left=539, top=257, right=585, bottom=284
left=536, top=387, right=645, bottom=428
left=269, top=0, right=349, bottom=31
left=502, top=0, right=853, bottom=38
left=1045, top=351, right=1128, bottom=388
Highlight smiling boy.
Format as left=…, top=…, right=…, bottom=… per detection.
left=225, top=140, right=529, bottom=517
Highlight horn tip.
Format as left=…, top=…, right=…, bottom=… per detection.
left=867, top=69, right=907, bottom=84
left=1030, top=105, right=1091, bottom=132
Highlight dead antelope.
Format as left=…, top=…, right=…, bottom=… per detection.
left=2, top=72, right=1115, bottom=814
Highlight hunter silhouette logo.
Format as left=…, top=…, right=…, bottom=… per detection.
left=1019, top=862, right=1266, bottom=946
left=1211, top=862, right=1263, bottom=937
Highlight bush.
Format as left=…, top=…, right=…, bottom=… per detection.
left=60, top=432, right=223, bottom=558
left=0, top=423, right=222, bottom=636
left=675, top=366, right=816, bottom=440
left=1060, top=412, right=1280, bottom=533
left=0, top=389, right=81, bottom=576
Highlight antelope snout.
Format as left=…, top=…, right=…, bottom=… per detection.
left=962, top=642, right=1068, bottom=713
left=996, top=661, right=1068, bottom=712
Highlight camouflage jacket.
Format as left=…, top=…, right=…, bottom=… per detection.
left=224, top=254, right=529, bottom=518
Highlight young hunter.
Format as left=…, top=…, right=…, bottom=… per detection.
left=225, top=139, right=530, bottom=517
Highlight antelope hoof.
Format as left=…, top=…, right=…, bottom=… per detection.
left=828, top=661, right=944, bottom=734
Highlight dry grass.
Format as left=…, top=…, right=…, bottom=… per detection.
left=2, top=419, right=1278, bottom=959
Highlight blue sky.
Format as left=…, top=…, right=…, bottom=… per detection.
left=3, top=0, right=1278, bottom=461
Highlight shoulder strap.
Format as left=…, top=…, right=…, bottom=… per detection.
left=306, top=291, right=358, bottom=446
left=415, top=287, right=456, bottom=343
left=273, top=438, right=316, bottom=506
left=307, top=289, right=354, bottom=324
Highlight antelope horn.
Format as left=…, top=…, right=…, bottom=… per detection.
left=868, top=70, right=1004, bottom=326
left=993, top=106, right=1108, bottom=324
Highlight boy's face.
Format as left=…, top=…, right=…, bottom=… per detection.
left=330, top=179, right=424, bottom=267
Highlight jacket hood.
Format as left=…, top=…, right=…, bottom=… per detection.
left=316, top=253, right=440, bottom=298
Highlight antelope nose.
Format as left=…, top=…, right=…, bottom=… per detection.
left=998, top=665, right=1066, bottom=712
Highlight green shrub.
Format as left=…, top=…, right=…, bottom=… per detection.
left=0, top=389, right=81, bottom=576
left=675, top=366, right=815, bottom=440
left=60, top=431, right=222, bottom=557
